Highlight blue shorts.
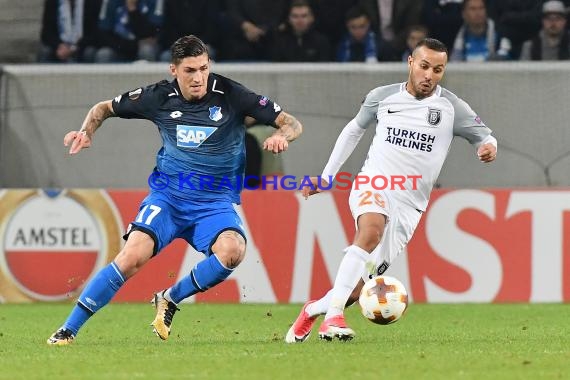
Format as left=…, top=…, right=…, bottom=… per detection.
left=125, top=191, right=245, bottom=256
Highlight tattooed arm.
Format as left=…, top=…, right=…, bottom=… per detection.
left=63, top=100, right=116, bottom=155
left=263, top=111, right=303, bottom=153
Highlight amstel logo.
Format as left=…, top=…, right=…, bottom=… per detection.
left=0, top=189, right=123, bottom=302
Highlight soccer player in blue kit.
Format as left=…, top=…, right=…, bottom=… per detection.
left=47, top=35, right=303, bottom=345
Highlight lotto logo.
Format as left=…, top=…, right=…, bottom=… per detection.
left=176, top=125, right=217, bottom=148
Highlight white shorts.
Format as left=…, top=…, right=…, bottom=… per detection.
left=348, top=183, right=423, bottom=281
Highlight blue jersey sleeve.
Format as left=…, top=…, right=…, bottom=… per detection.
left=111, top=81, right=166, bottom=120
left=227, top=80, right=282, bottom=126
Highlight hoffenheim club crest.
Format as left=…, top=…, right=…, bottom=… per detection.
left=209, top=106, right=222, bottom=122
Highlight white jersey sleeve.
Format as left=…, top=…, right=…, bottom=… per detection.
left=354, top=85, right=401, bottom=128
left=321, top=85, right=401, bottom=180
left=441, top=89, right=495, bottom=148
left=321, top=119, right=366, bottom=180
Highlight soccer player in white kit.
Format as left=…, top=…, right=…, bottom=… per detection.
left=285, top=38, right=497, bottom=343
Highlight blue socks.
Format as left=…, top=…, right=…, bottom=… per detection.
left=168, top=254, right=233, bottom=304
left=63, top=262, right=126, bottom=335
left=61, top=255, right=232, bottom=335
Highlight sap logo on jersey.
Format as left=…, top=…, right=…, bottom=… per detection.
left=176, top=125, right=217, bottom=148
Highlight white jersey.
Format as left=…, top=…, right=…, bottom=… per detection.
left=323, top=82, right=494, bottom=211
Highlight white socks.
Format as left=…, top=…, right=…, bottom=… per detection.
left=163, top=288, right=175, bottom=303
left=306, top=289, right=333, bottom=317
left=322, top=245, right=370, bottom=320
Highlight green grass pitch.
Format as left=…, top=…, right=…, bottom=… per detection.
left=1, top=303, right=569, bottom=380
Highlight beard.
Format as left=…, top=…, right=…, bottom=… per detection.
left=413, top=82, right=433, bottom=99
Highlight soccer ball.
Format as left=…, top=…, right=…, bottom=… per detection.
left=359, top=275, right=408, bottom=325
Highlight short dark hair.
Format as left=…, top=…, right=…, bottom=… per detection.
left=290, top=0, right=312, bottom=10
left=462, top=0, right=487, bottom=10
left=345, top=6, right=370, bottom=23
left=413, top=38, right=448, bottom=57
left=170, top=35, right=209, bottom=64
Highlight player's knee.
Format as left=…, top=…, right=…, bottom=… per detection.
left=115, top=249, right=144, bottom=278
left=115, top=231, right=154, bottom=278
left=212, top=230, right=246, bottom=268
left=355, top=228, right=382, bottom=253
left=355, top=214, right=385, bottom=252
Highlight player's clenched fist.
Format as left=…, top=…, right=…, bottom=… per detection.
left=64, top=130, right=92, bottom=155
left=477, top=142, right=497, bottom=163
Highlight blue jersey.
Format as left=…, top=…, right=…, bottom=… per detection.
left=112, top=74, right=281, bottom=203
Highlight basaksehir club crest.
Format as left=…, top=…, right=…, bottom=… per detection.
left=427, top=108, right=442, bottom=126
left=0, top=189, right=123, bottom=302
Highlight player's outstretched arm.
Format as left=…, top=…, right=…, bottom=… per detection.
left=64, top=100, right=115, bottom=155
left=262, top=111, right=303, bottom=154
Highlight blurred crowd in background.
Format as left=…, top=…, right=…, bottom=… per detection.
left=38, top=0, right=570, bottom=64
